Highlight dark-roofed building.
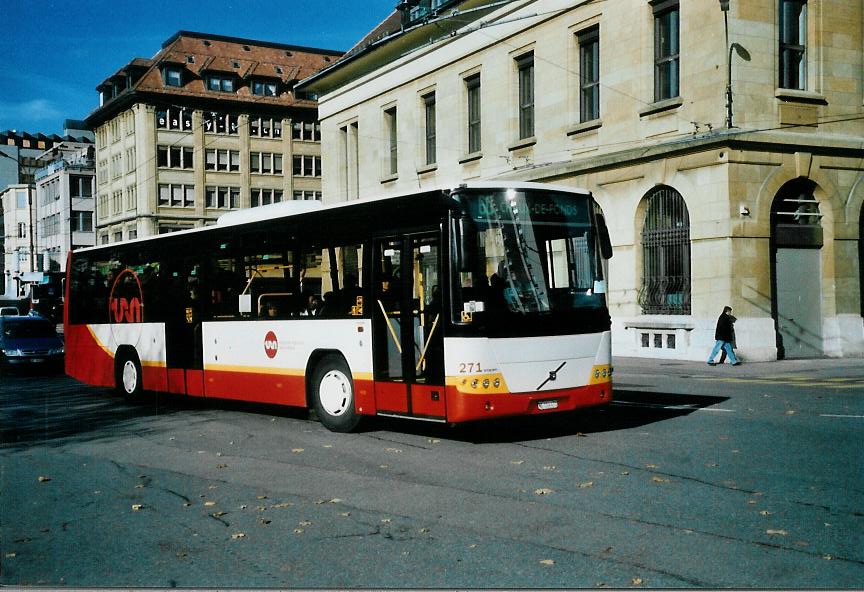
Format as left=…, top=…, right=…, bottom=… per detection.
left=85, top=31, right=343, bottom=241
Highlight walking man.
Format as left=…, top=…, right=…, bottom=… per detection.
left=707, top=306, right=740, bottom=366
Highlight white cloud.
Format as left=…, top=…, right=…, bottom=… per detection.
left=0, top=99, right=64, bottom=132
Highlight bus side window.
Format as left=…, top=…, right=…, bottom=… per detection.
left=318, top=243, right=364, bottom=318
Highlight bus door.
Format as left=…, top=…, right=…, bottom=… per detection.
left=373, top=233, right=445, bottom=420
left=164, top=257, right=205, bottom=396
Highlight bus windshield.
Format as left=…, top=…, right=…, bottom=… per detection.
left=452, top=188, right=607, bottom=324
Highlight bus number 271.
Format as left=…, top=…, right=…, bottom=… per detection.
left=458, top=362, right=482, bottom=373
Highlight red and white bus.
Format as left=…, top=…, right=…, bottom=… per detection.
left=65, top=182, right=613, bottom=431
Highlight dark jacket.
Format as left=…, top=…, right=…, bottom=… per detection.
left=715, top=312, right=735, bottom=342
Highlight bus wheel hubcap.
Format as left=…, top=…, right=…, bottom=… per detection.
left=122, top=361, right=138, bottom=393
left=319, top=370, right=351, bottom=416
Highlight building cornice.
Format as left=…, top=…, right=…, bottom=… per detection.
left=498, top=129, right=864, bottom=182
left=84, top=89, right=318, bottom=129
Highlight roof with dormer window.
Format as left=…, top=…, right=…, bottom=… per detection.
left=86, top=30, right=344, bottom=128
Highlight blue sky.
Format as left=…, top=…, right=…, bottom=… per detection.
left=0, top=0, right=397, bottom=135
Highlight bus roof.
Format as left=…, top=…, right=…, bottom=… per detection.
left=73, top=181, right=592, bottom=254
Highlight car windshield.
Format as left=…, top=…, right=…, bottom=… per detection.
left=2, top=320, right=57, bottom=339
left=452, top=188, right=606, bottom=322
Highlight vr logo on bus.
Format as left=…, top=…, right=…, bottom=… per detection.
left=109, top=269, right=144, bottom=324
left=264, top=331, right=279, bottom=358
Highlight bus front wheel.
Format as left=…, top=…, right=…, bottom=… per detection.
left=115, top=349, right=143, bottom=401
left=311, top=355, right=361, bottom=432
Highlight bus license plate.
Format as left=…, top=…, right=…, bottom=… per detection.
left=537, top=400, right=558, bottom=410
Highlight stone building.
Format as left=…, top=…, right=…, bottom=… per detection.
left=298, top=0, right=864, bottom=360
left=85, top=31, right=342, bottom=242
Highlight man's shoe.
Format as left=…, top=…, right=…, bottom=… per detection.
left=707, top=361, right=717, bottom=366
left=732, top=361, right=741, bottom=366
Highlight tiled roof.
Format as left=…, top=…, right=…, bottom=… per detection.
left=343, top=11, right=403, bottom=58
left=88, top=31, right=344, bottom=125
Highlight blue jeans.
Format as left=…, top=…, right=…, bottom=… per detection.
left=708, top=340, right=738, bottom=364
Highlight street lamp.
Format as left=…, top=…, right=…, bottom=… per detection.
left=719, top=0, right=751, bottom=129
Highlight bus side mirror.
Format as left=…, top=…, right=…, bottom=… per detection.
left=454, top=216, right=477, bottom=272
left=597, top=214, right=613, bottom=260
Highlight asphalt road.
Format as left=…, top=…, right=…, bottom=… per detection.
left=1, top=357, right=863, bottom=588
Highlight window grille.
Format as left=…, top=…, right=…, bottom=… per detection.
left=639, top=186, right=690, bottom=315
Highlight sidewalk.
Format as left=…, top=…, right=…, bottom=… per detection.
left=613, top=355, right=864, bottom=379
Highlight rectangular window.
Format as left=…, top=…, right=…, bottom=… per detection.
left=292, top=121, right=320, bottom=141
left=293, top=190, right=322, bottom=201
left=779, top=0, right=807, bottom=90
left=207, top=75, right=235, bottom=93
left=251, top=188, right=284, bottom=207
left=516, top=53, right=534, bottom=140
left=252, top=80, right=278, bottom=96
left=70, top=175, right=93, bottom=198
left=203, top=112, right=239, bottom=135
left=466, top=74, right=482, bottom=154
left=164, top=68, right=182, bottom=87
left=385, top=106, right=398, bottom=176
left=71, top=211, right=94, bottom=233
left=292, top=155, right=321, bottom=177
left=158, top=184, right=195, bottom=208
left=653, top=1, right=680, bottom=101
left=578, top=26, right=600, bottom=122
left=156, top=108, right=192, bottom=131
left=205, top=149, right=239, bottom=172
left=423, top=92, right=436, bottom=166
left=205, top=185, right=240, bottom=209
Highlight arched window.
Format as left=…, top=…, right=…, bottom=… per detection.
left=639, top=186, right=691, bottom=315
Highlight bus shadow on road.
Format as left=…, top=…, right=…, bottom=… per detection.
left=0, top=372, right=190, bottom=450
left=376, top=390, right=730, bottom=444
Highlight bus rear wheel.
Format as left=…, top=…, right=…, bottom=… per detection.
left=311, top=354, right=361, bottom=432
left=115, top=349, right=143, bottom=401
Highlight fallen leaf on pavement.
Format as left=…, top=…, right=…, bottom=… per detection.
left=578, top=481, right=594, bottom=489
left=131, top=504, right=143, bottom=511
left=231, top=533, right=245, bottom=540
left=204, top=501, right=216, bottom=507
left=766, top=529, right=788, bottom=536
left=534, top=488, right=554, bottom=496
left=632, top=577, right=644, bottom=586
left=651, top=476, right=670, bottom=483
left=539, top=559, right=555, bottom=566
left=37, top=476, right=51, bottom=483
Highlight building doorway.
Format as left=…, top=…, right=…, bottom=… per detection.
left=771, top=179, right=823, bottom=358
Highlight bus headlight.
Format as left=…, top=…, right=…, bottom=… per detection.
left=2, top=349, right=23, bottom=357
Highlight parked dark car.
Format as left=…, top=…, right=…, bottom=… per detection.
left=0, top=316, right=64, bottom=372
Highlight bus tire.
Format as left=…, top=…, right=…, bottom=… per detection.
left=310, top=354, right=361, bottom=432
left=115, top=348, right=143, bottom=401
